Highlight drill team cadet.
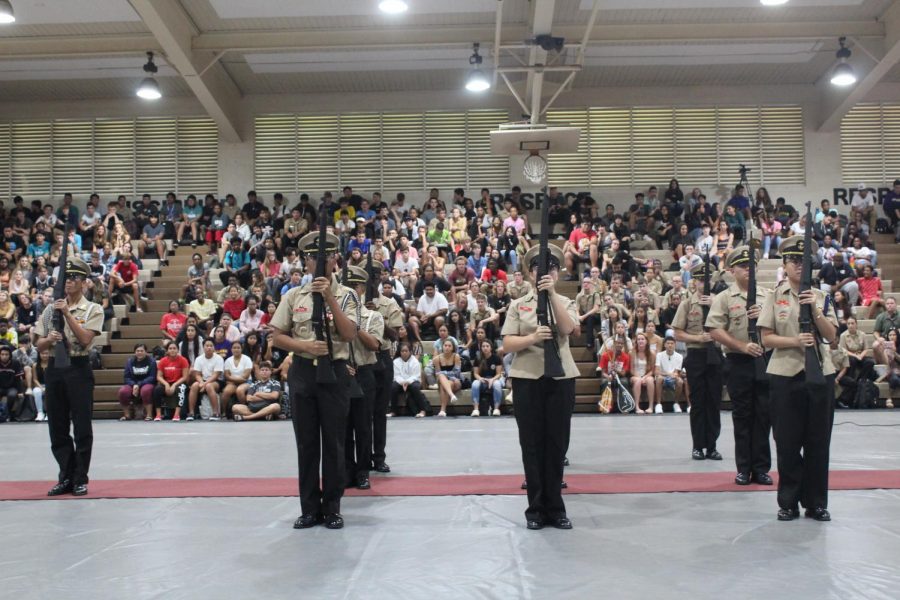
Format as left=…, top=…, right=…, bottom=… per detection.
left=501, top=243, right=580, bottom=531
left=37, top=256, right=105, bottom=497
left=706, top=246, right=774, bottom=486
left=758, top=236, right=838, bottom=522
left=271, top=231, right=358, bottom=530
left=672, top=262, right=723, bottom=461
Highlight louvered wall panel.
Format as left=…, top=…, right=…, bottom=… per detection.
left=135, top=118, right=177, bottom=197
left=546, top=109, right=590, bottom=187
left=382, top=113, right=424, bottom=192
left=297, top=115, right=339, bottom=193
left=11, top=122, right=51, bottom=199
left=0, top=124, right=10, bottom=199
left=338, top=113, right=381, bottom=190
left=51, top=120, right=93, bottom=197
left=884, top=104, right=900, bottom=182
left=254, top=115, right=297, bottom=195
left=717, top=107, right=762, bottom=187
left=93, top=119, right=135, bottom=198
left=424, top=111, right=467, bottom=189
left=631, top=107, right=675, bottom=187
left=590, top=108, right=632, bottom=186
left=840, top=104, right=883, bottom=185
left=759, top=106, right=805, bottom=186
left=177, top=117, right=219, bottom=196
left=465, top=109, right=509, bottom=189
left=673, top=108, right=718, bottom=184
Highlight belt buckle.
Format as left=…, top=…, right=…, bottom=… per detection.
left=312, top=358, right=317, bottom=366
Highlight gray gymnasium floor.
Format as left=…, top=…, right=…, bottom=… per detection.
left=3, top=412, right=900, bottom=600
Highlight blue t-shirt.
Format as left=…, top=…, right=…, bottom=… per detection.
left=225, top=250, right=251, bottom=270
left=27, top=241, right=50, bottom=258
left=347, top=238, right=371, bottom=254
left=728, top=196, right=750, bottom=212
left=184, top=204, right=203, bottom=221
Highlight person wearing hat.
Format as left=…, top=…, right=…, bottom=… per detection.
left=364, top=261, right=404, bottom=473
left=706, top=246, right=773, bottom=486
left=501, top=243, right=580, bottom=531
left=35, top=255, right=105, bottom=497
left=672, top=261, right=723, bottom=461
left=270, top=230, right=359, bottom=530
left=341, top=265, right=384, bottom=490
left=758, top=235, right=838, bottom=522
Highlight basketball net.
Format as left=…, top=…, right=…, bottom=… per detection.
left=523, top=150, right=547, bottom=184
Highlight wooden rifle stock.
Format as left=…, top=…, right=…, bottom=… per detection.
left=312, top=203, right=336, bottom=384
left=799, top=201, right=826, bottom=386
left=702, top=250, right=722, bottom=366
left=746, top=237, right=767, bottom=381
left=51, top=226, right=71, bottom=368
left=536, top=192, right=565, bottom=378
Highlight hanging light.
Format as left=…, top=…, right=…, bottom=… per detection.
left=759, top=0, right=788, bottom=6
left=136, top=51, right=162, bottom=100
left=0, top=0, right=16, bottom=24
left=378, top=0, right=408, bottom=14
left=465, top=43, right=490, bottom=92
left=830, top=37, right=857, bottom=87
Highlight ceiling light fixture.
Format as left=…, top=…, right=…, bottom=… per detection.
left=0, top=0, right=16, bottom=24
left=379, top=0, right=408, bottom=14
left=136, top=51, right=162, bottom=100
left=759, top=0, right=789, bottom=6
left=465, top=43, right=490, bottom=92
left=830, top=37, right=857, bottom=87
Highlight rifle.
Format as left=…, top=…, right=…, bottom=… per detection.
left=51, top=225, right=71, bottom=368
left=702, top=250, right=722, bottom=366
left=365, top=251, right=377, bottom=306
left=746, top=236, right=767, bottom=381
left=799, top=201, right=826, bottom=386
left=312, top=203, right=336, bottom=384
left=536, top=190, right=565, bottom=378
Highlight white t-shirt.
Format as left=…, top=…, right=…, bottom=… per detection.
left=80, top=212, right=101, bottom=227
left=656, top=350, right=684, bottom=375
left=193, top=353, right=224, bottom=381
left=395, top=256, right=419, bottom=275
left=224, top=354, right=253, bottom=378
left=789, top=222, right=805, bottom=236
left=851, top=191, right=873, bottom=210
left=417, top=291, right=449, bottom=315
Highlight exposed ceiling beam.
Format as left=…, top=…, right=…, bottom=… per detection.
left=128, top=0, right=243, bottom=142
left=818, top=2, right=900, bottom=132
left=526, top=0, right=556, bottom=124
left=0, top=34, right=159, bottom=58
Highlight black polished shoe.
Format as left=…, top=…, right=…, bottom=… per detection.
left=805, top=507, right=831, bottom=522
left=734, top=472, right=751, bottom=486
left=563, top=457, right=570, bottom=466
left=692, top=449, right=705, bottom=460
left=561, top=480, right=568, bottom=489
left=521, top=480, right=528, bottom=490
left=293, top=514, right=321, bottom=529
left=373, top=462, right=391, bottom=473
left=324, top=513, right=344, bottom=529
left=356, top=474, right=371, bottom=490
left=752, top=472, right=774, bottom=486
left=47, top=480, right=73, bottom=496
left=777, top=507, right=800, bottom=521
left=706, top=450, right=723, bottom=461
left=551, top=517, right=573, bottom=530
left=526, top=519, right=544, bottom=530
left=836, top=401, right=849, bottom=410
left=72, top=484, right=88, bottom=496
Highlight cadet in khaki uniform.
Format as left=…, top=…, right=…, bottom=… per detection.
left=575, top=278, right=602, bottom=351
left=706, top=246, right=773, bottom=486
left=36, top=256, right=105, bottom=497
left=672, top=261, right=723, bottom=461
left=271, top=231, right=358, bottom=530
left=342, top=266, right=384, bottom=491
left=367, top=262, right=403, bottom=473
left=501, top=244, right=580, bottom=531
left=759, top=236, right=838, bottom=522
left=507, top=270, right=533, bottom=300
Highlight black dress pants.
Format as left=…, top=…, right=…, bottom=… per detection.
left=289, top=358, right=351, bottom=517
left=726, top=354, right=771, bottom=475
left=512, top=376, right=576, bottom=522
left=372, top=350, right=393, bottom=465
left=346, top=365, right=376, bottom=481
left=45, top=357, right=95, bottom=486
left=771, top=373, right=834, bottom=511
left=393, top=381, right=428, bottom=415
left=685, top=349, right=722, bottom=452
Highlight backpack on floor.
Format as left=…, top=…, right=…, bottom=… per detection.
left=11, top=394, right=36, bottom=422
left=854, top=379, right=879, bottom=409
left=876, top=218, right=890, bottom=234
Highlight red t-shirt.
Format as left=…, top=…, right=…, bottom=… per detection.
left=858, top=277, right=882, bottom=303
left=160, top=313, right=187, bottom=338
left=480, top=268, right=508, bottom=283
left=598, top=350, right=630, bottom=376
left=222, top=298, right=246, bottom=320
left=569, top=229, right=596, bottom=254
left=158, top=355, right=189, bottom=384
left=113, top=261, right=139, bottom=283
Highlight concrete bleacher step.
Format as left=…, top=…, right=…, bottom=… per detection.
left=125, top=311, right=167, bottom=326
left=109, top=338, right=160, bottom=353
left=118, top=325, right=165, bottom=339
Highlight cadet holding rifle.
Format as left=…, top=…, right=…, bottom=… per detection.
left=758, top=231, right=838, bottom=523
left=501, top=198, right=580, bottom=531
left=271, top=227, right=358, bottom=530
left=36, top=254, right=104, bottom=497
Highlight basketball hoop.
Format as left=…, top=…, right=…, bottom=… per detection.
left=523, top=150, right=547, bottom=184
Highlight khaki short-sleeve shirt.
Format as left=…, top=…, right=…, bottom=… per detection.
left=671, top=291, right=708, bottom=350
left=507, top=280, right=533, bottom=300
left=270, top=274, right=358, bottom=361
left=757, top=283, right=837, bottom=377
left=705, top=283, right=772, bottom=347
left=372, top=294, right=403, bottom=352
left=501, top=291, right=580, bottom=380
left=352, top=306, right=384, bottom=367
left=35, top=295, right=105, bottom=356
left=839, top=330, right=867, bottom=354
left=575, top=291, right=600, bottom=316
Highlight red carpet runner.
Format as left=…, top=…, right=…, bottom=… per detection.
left=3, top=470, right=900, bottom=501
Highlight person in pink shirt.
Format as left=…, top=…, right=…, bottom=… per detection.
left=238, top=295, right=263, bottom=335
left=757, top=211, right=783, bottom=259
